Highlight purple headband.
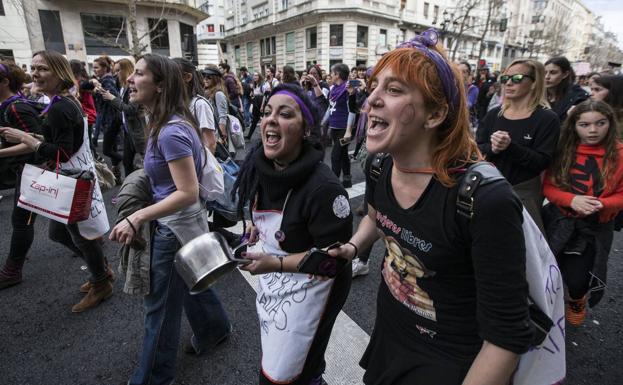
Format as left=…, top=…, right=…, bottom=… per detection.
left=273, top=90, right=315, bottom=127
left=0, top=63, right=8, bottom=76
left=396, top=28, right=459, bottom=112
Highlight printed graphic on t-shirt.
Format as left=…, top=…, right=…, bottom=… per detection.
left=382, top=236, right=437, bottom=321
left=570, top=155, right=603, bottom=197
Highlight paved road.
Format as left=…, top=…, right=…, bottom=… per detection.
left=1, top=144, right=622, bottom=385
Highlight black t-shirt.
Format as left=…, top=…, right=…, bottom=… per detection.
left=476, top=106, right=560, bottom=185
left=37, top=97, right=84, bottom=163
left=364, top=156, right=532, bottom=364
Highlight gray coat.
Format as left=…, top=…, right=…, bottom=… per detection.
left=109, top=89, right=146, bottom=155
left=116, top=169, right=153, bottom=295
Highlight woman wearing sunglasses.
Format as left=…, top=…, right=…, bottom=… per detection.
left=476, top=59, right=560, bottom=231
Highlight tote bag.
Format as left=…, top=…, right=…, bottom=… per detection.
left=17, top=162, right=93, bottom=224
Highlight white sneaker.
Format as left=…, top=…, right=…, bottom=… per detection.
left=352, top=258, right=369, bottom=277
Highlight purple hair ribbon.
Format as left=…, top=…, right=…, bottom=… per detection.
left=41, top=95, right=62, bottom=114
left=0, top=63, right=8, bottom=76
left=396, top=28, right=459, bottom=112
left=273, top=90, right=315, bottom=127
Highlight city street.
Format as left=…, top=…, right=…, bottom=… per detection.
left=1, top=144, right=623, bottom=385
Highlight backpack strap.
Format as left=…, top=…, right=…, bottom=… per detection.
left=456, top=162, right=505, bottom=220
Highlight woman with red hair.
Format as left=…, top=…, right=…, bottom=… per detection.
left=330, top=29, right=533, bottom=384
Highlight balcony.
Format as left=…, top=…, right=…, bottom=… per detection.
left=92, top=0, right=210, bottom=21
left=197, top=30, right=226, bottom=42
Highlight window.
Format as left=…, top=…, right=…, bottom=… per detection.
left=260, top=36, right=276, bottom=56
left=330, top=24, right=343, bottom=47
left=423, top=2, right=429, bottom=18
left=247, top=42, right=254, bottom=62
left=285, top=32, right=295, bottom=52
left=306, top=27, right=317, bottom=49
left=39, top=10, right=66, bottom=54
left=148, top=18, right=169, bottom=56
left=207, top=24, right=215, bottom=33
left=220, top=25, right=225, bottom=33
left=281, top=0, right=289, bottom=9
left=179, top=22, right=196, bottom=63
left=433, top=5, right=439, bottom=21
left=357, top=25, right=368, bottom=48
left=220, top=42, right=227, bottom=53
left=81, top=14, right=128, bottom=55
left=379, top=29, right=387, bottom=47
left=235, top=45, right=241, bottom=65
left=0, top=1, right=4, bottom=16
left=329, top=59, right=342, bottom=68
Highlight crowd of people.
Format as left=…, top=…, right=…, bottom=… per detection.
left=1, top=25, right=623, bottom=385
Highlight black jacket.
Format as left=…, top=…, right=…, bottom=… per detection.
left=109, top=88, right=146, bottom=155
left=551, top=84, right=589, bottom=121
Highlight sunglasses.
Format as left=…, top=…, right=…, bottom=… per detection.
left=500, top=74, right=534, bottom=84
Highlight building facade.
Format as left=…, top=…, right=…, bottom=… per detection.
left=196, top=0, right=226, bottom=67
left=0, top=0, right=207, bottom=68
left=221, top=0, right=622, bottom=75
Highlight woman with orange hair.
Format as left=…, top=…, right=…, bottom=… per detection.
left=330, top=29, right=533, bottom=384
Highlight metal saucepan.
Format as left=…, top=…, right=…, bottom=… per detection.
left=174, top=232, right=250, bottom=295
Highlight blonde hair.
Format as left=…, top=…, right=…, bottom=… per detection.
left=500, top=59, right=549, bottom=115
left=32, top=50, right=77, bottom=94
left=115, top=58, right=134, bottom=87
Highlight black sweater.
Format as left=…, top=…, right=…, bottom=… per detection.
left=476, top=106, right=560, bottom=185
left=37, top=97, right=84, bottom=162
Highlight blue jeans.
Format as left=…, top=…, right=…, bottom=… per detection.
left=242, top=96, right=252, bottom=128
left=129, top=224, right=231, bottom=385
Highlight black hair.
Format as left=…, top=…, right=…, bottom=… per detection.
left=240, top=66, right=248, bottom=72
left=594, top=75, right=623, bottom=121
left=331, top=63, right=350, bottom=81
left=233, top=83, right=322, bottom=219
left=545, top=56, right=574, bottom=102
left=282, top=65, right=297, bottom=84
left=173, top=57, right=205, bottom=98
left=219, top=62, right=230, bottom=72
left=459, top=61, right=471, bottom=73
left=69, top=59, right=88, bottom=81
left=0, top=61, right=28, bottom=93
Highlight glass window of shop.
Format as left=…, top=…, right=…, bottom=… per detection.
left=148, top=18, right=169, bottom=56
left=247, top=42, right=254, bottom=63
left=39, top=10, right=66, bottom=54
left=81, top=13, right=128, bottom=55
left=379, top=29, right=387, bottom=47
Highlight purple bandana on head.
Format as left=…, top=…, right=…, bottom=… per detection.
left=273, top=90, right=315, bottom=127
left=0, top=63, right=8, bottom=77
left=396, top=28, right=459, bottom=112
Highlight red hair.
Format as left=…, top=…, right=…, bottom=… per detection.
left=370, top=47, right=482, bottom=186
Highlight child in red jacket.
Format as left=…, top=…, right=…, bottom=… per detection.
left=543, top=100, right=623, bottom=326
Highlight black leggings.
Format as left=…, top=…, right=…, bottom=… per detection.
left=48, top=221, right=108, bottom=283
left=103, top=123, right=123, bottom=166
left=7, top=173, right=36, bottom=267
left=558, top=244, right=595, bottom=300
left=330, top=128, right=350, bottom=178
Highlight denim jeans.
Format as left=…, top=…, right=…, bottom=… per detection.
left=129, top=224, right=231, bottom=385
left=242, top=96, right=252, bottom=128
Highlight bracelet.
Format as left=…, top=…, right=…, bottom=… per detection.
left=125, top=217, right=137, bottom=235
left=277, top=256, right=283, bottom=273
left=346, top=242, right=359, bottom=258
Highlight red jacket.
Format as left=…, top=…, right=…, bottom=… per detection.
left=543, top=143, right=623, bottom=223
left=80, top=90, right=97, bottom=126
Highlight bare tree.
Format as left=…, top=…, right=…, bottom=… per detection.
left=447, top=0, right=482, bottom=61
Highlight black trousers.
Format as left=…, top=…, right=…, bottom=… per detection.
left=103, top=122, right=123, bottom=166
left=48, top=221, right=108, bottom=283
left=558, top=244, right=595, bottom=299
left=7, top=172, right=36, bottom=268
left=123, top=131, right=137, bottom=176
left=248, top=96, right=263, bottom=138
left=330, top=128, right=350, bottom=178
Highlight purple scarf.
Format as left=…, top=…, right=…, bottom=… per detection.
left=329, top=81, right=347, bottom=102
